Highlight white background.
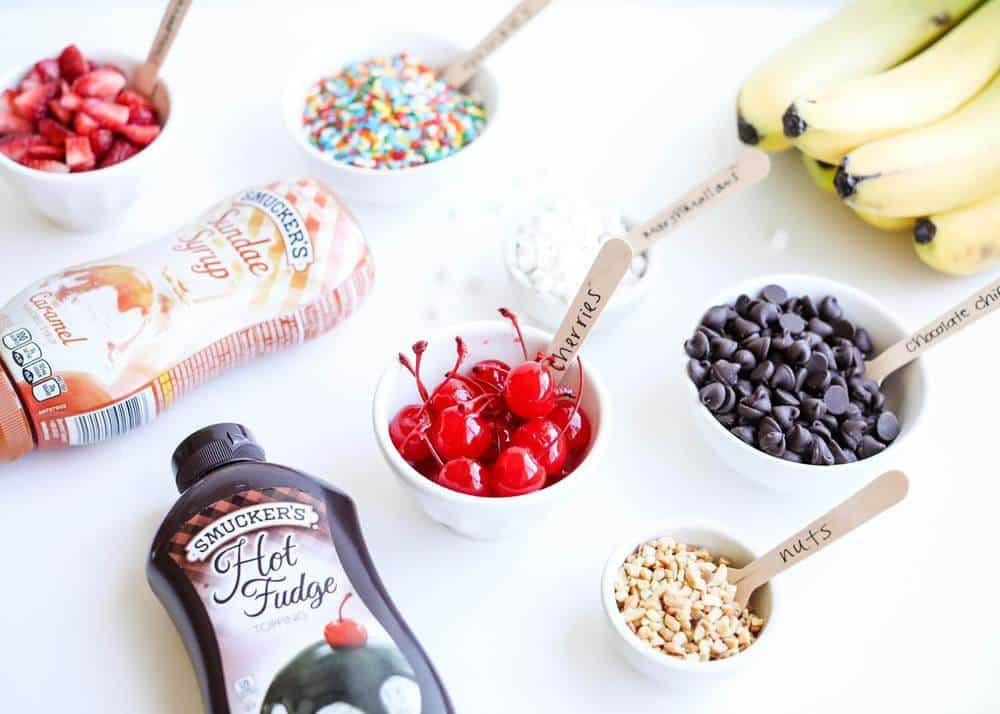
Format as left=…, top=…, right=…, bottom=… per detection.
left=0, top=1, right=997, bottom=713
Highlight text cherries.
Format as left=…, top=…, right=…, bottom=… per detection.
left=389, top=308, right=592, bottom=497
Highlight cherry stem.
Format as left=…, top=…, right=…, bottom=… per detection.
left=447, top=336, right=469, bottom=377
left=554, top=356, right=585, bottom=443
left=499, top=307, right=528, bottom=362
left=338, top=592, right=353, bottom=621
left=467, top=373, right=502, bottom=394
left=412, top=341, right=430, bottom=402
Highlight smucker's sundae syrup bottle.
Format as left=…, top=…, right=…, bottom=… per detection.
left=148, top=424, right=454, bottom=714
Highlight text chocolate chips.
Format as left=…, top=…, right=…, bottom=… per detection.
left=686, top=285, right=900, bottom=465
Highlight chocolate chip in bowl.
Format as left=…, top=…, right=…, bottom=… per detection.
left=682, top=275, right=928, bottom=495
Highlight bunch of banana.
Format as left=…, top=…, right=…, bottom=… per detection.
left=737, top=0, right=1000, bottom=276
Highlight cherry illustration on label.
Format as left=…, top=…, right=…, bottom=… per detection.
left=324, top=592, right=368, bottom=649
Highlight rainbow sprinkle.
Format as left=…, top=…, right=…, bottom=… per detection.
left=302, top=52, right=488, bottom=170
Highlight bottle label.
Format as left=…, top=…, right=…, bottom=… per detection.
left=0, top=178, right=373, bottom=450
left=167, top=487, right=421, bottom=714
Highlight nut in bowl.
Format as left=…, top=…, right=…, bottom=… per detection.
left=282, top=32, right=499, bottom=207
left=372, top=315, right=610, bottom=540
left=601, top=524, right=775, bottom=684
left=684, top=274, right=928, bottom=495
left=0, top=47, right=171, bottom=230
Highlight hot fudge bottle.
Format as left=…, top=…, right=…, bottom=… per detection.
left=148, top=424, right=454, bottom=714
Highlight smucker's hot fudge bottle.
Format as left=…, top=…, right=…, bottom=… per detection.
left=148, top=424, right=454, bottom=714
left=0, top=178, right=373, bottom=462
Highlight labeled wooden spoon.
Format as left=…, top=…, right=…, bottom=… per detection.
left=130, top=0, right=192, bottom=100
left=864, top=276, right=1000, bottom=385
left=547, top=150, right=771, bottom=382
left=442, top=0, right=552, bottom=88
left=729, top=469, right=908, bottom=609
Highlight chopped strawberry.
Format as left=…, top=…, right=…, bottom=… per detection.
left=21, top=158, right=69, bottom=173
left=79, top=98, right=129, bottom=129
left=27, top=140, right=63, bottom=160
left=59, top=81, right=82, bottom=111
left=88, top=127, right=113, bottom=160
left=118, top=123, right=159, bottom=146
left=72, top=68, right=126, bottom=100
left=64, top=135, right=95, bottom=171
left=98, top=139, right=138, bottom=168
left=0, top=110, right=33, bottom=135
left=37, top=117, right=72, bottom=146
left=115, top=89, right=153, bottom=112
left=1, top=89, right=15, bottom=114
left=35, top=59, right=60, bottom=82
left=97, top=63, right=126, bottom=78
left=72, top=111, right=99, bottom=135
left=128, top=104, right=156, bottom=126
left=57, top=44, right=88, bottom=82
left=0, top=135, right=31, bottom=161
left=47, top=99, right=73, bottom=125
left=12, top=81, right=57, bottom=120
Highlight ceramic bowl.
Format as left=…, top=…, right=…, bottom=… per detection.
left=601, top=522, right=777, bottom=685
left=372, top=320, right=610, bottom=540
left=502, top=230, right=658, bottom=332
left=0, top=52, right=173, bottom=231
left=282, top=32, right=500, bottom=207
left=684, top=274, right=928, bottom=495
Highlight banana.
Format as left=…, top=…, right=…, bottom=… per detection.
left=913, top=191, right=1000, bottom=274
left=794, top=126, right=896, bottom=164
left=801, top=152, right=837, bottom=193
left=785, top=0, right=1000, bottom=138
left=835, top=72, right=1000, bottom=217
left=736, top=0, right=981, bottom=153
left=853, top=209, right=915, bottom=231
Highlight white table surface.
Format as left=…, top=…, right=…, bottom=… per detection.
left=0, top=1, right=997, bottom=712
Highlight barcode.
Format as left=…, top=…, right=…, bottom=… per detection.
left=66, top=388, right=157, bottom=445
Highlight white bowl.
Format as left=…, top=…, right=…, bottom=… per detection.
left=0, top=52, right=173, bottom=231
left=282, top=32, right=500, bottom=207
left=684, top=274, right=928, bottom=495
left=601, top=523, right=777, bottom=685
left=503, top=233, right=659, bottom=332
left=372, top=320, right=610, bottom=540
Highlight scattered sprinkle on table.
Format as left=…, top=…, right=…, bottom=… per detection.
left=302, top=52, right=488, bottom=170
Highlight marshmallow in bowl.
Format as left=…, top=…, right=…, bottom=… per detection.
left=511, top=197, right=647, bottom=303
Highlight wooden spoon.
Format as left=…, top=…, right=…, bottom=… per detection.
left=547, top=150, right=771, bottom=383
left=130, top=0, right=192, bottom=99
left=441, top=0, right=552, bottom=89
left=864, top=275, right=1000, bottom=385
left=729, top=469, right=908, bottom=609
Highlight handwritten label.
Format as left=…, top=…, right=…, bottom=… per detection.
left=778, top=523, right=832, bottom=564
left=905, top=283, right=1000, bottom=352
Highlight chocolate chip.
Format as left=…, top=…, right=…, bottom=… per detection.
left=774, top=388, right=800, bottom=407
left=819, top=295, right=843, bottom=322
left=820, top=414, right=839, bottom=432
left=770, top=363, right=796, bottom=391
left=716, top=412, right=738, bottom=428
left=778, top=312, right=806, bottom=334
left=750, top=360, right=775, bottom=382
left=807, top=317, right=834, bottom=338
left=711, top=360, right=740, bottom=385
left=870, top=390, right=886, bottom=411
left=738, top=402, right=766, bottom=422
left=758, top=416, right=782, bottom=437
left=684, top=331, right=710, bottom=359
left=857, top=435, right=886, bottom=459
left=805, top=352, right=829, bottom=374
left=732, top=349, right=757, bottom=373
left=701, top=305, right=730, bottom=331
left=854, top=327, right=873, bottom=354
left=749, top=301, right=780, bottom=328
left=710, top=337, right=738, bottom=360
left=750, top=385, right=772, bottom=413
left=760, top=430, right=786, bottom=457
left=731, top=425, right=755, bottom=445
left=827, top=439, right=852, bottom=465
left=876, top=411, right=900, bottom=441
left=810, top=436, right=834, bottom=465
left=824, top=385, right=849, bottom=415
left=787, top=424, right=813, bottom=454
left=795, top=367, right=810, bottom=391
left=773, top=405, right=800, bottom=430
left=798, top=295, right=818, bottom=319
left=735, top=294, right=752, bottom=317
left=840, top=419, right=867, bottom=449
left=699, top=325, right=722, bottom=341
left=811, top=421, right=834, bottom=443
left=786, top=339, right=811, bottom=365
left=687, top=359, right=710, bottom=386
left=805, top=369, right=832, bottom=394
left=761, top=284, right=788, bottom=304
left=781, top=451, right=803, bottom=463
left=744, top=335, right=771, bottom=362
left=735, top=379, right=753, bottom=398
left=699, top=382, right=726, bottom=411
left=802, top=331, right=824, bottom=348
left=771, top=332, right=794, bottom=351
left=718, top=385, right=737, bottom=414
left=833, top=319, right=856, bottom=340
left=800, top=397, right=827, bottom=421
left=730, top=316, right=760, bottom=340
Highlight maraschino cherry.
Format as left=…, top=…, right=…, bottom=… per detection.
left=427, top=337, right=480, bottom=414
left=511, top=417, right=568, bottom=475
left=389, top=403, right=431, bottom=463
left=436, top=457, right=490, bottom=496
left=324, top=593, right=368, bottom=649
left=492, top=446, right=546, bottom=496
left=429, top=396, right=494, bottom=461
left=550, top=400, right=591, bottom=453
left=497, top=308, right=556, bottom=419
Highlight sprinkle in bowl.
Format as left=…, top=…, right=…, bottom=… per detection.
left=282, top=32, right=500, bottom=207
left=372, top=320, right=610, bottom=540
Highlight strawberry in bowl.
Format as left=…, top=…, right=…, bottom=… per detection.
left=0, top=44, right=162, bottom=173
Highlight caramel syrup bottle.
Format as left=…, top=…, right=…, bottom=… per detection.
left=148, top=424, right=453, bottom=714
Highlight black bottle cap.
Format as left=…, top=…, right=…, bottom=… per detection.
left=172, top=423, right=265, bottom=493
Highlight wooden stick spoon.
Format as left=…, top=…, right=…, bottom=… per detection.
left=864, top=276, right=1000, bottom=385
left=442, top=0, right=552, bottom=89
left=729, top=469, right=908, bottom=609
left=547, top=150, right=771, bottom=383
left=130, top=0, right=192, bottom=99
